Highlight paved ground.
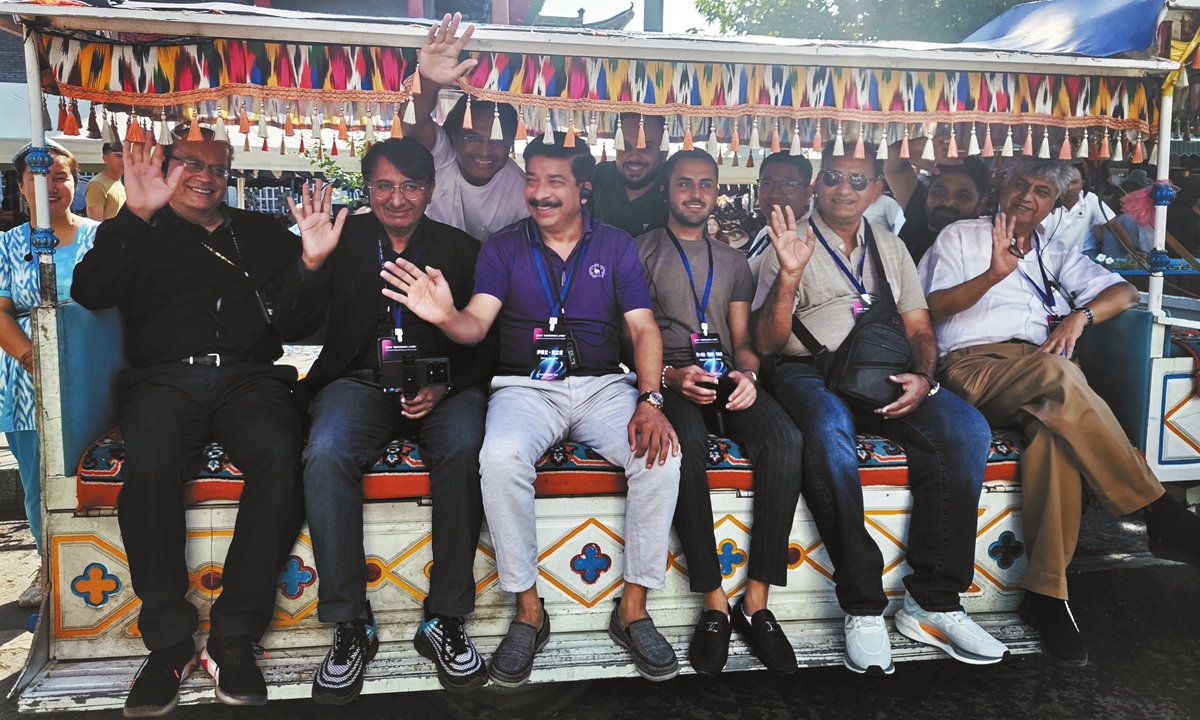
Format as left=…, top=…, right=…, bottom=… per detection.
left=0, top=511, right=1196, bottom=720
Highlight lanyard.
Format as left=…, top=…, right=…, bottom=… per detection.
left=665, top=228, right=715, bottom=336
left=531, top=232, right=591, bottom=332
left=197, top=224, right=250, bottom=281
left=1017, top=231, right=1075, bottom=314
left=809, top=219, right=871, bottom=305
left=377, top=225, right=425, bottom=341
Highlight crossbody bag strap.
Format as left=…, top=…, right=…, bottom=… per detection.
left=862, top=221, right=899, bottom=310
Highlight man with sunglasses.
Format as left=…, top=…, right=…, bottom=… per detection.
left=920, top=158, right=1200, bottom=666
left=753, top=142, right=1007, bottom=674
left=274, top=138, right=494, bottom=700
left=72, top=125, right=311, bottom=715
left=405, top=14, right=528, bottom=241
left=743, top=153, right=814, bottom=278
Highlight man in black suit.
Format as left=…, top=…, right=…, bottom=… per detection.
left=276, top=138, right=492, bottom=702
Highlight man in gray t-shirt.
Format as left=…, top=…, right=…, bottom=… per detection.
left=752, top=142, right=1007, bottom=674
left=635, top=149, right=805, bottom=677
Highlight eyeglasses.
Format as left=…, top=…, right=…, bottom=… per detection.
left=170, top=157, right=230, bottom=179
left=456, top=132, right=506, bottom=147
left=366, top=180, right=429, bottom=202
left=820, top=170, right=877, bottom=191
left=756, top=179, right=806, bottom=194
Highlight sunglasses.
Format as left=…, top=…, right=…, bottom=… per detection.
left=820, top=169, right=877, bottom=192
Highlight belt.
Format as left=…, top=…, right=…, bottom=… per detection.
left=343, top=368, right=380, bottom=382
left=775, top=355, right=816, bottom=366
left=181, top=353, right=251, bottom=367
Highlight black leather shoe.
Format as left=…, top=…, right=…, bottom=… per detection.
left=688, top=608, right=732, bottom=675
left=1018, top=591, right=1088, bottom=666
left=731, top=598, right=798, bottom=676
left=1146, top=495, right=1200, bottom=568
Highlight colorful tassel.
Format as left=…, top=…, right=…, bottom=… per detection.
left=331, top=138, right=338, bottom=156
left=364, top=112, right=376, bottom=144
left=1077, top=130, right=1089, bottom=160
left=391, top=108, right=404, bottom=138
left=462, top=98, right=473, bottom=130
left=1058, top=135, right=1072, bottom=160
left=62, top=105, right=80, bottom=136
left=852, top=128, right=865, bottom=159
left=543, top=111, right=554, bottom=145
left=126, top=115, right=145, bottom=143
left=410, top=66, right=422, bottom=95
left=636, top=115, right=646, bottom=149
left=41, top=98, right=50, bottom=133
left=213, top=114, right=228, bottom=143
left=516, top=113, right=528, bottom=141
left=262, top=136, right=269, bottom=152
left=588, top=113, right=599, bottom=147
left=1022, top=126, right=1034, bottom=156
left=299, top=136, right=306, bottom=154
left=1100, top=132, right=1111, bottom=159
left=600, top=145, right=607, bottom=162
left=403, top=99, right=416, bottom=125
left=745, top=151, right=754, bottom=168
left=967, top=126, right=980, bottom=156
left=946, top=129, right=959, bottom=159
left=789, top=122, right=802, bottom=156
left=1149, top=141, right=1159, bottom=166
left=832, top=123, right=844, bottom=157
left=187, top=116, right=203, bottom=142
left=70, top=100, right=82, bottom=132
left=86, top=105, right=101, bottom=139
left=707, top=119, right=719, bottom=156
left=1132, top=135, right=1145, bottom=164
left=770, top=122, right=781, bottom=154
left=682, top=121, right=694, bottom=151
left=899, top=126, right=909, bottom=158
left=1038, top=129, right=1051, bottom=159
left=57, top=98, right=67, bottom=133
left=1112, top=135, right=1125, bottom=163
left=284, top=111, right=294, bottom=137
left=158, top=112, right=173, bottom=146
left=876, top=138, right=889, bottom=160
left=661, top=118, right=671, bottom=152
left=613, top=116, right=625, bottom=151
left=243, top=133, right=251, bottom=152
left=564, top=118, right=577, bottom=147
left=749, top=120, right=761, bottom=152
left=981, top=126, right=995, bottom=158
left=239, top=104, right=250, bottom=134
left=281, top=135, right=288, bottom=155
left=731, top=123, right=740, bottom=152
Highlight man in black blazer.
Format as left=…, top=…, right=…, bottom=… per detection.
left=275, top=138, right=492, bottom=702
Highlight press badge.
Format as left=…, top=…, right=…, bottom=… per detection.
left=690, top=334, right=728, bottom=377
left=530, top=328, right=580, bottom=381
left=378, top=338, right=420, bottom=395
left=1047, top=314, right=1063, bottom=334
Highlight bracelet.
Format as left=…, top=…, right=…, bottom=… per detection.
left=661, top=365, right=672, bottom=390
left=1072, top=306, right=1094, bottom=326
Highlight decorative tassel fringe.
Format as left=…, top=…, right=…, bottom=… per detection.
left=1022, top=127, right=1034, bottom=156
left=947, top=130, right=959, bottom=159
left=1100, top=132, right=1111, bottom=159
left=1058, top=135, right=1072, bottom=160
left=1001, top=127, right=1013, bottom=157
left=968, top=127, right=980, bottom=156
left=1132, top=135, right=1145, bottom=164
left=683, top=121, right=694, bottom=151
left=403, top=99, right=416, bottom=125
left=1038, top=129, right=1051, bottom=159
left=749, top=121, right=761, bottom=151
left=41, top=99, right=50, bottom=133
left=516, top=114, right=528, bottom=141
left=636, top=116, right=646, bottom=149
left=589, top=114, right=599, bottom=147
left=243, top=133, right=250, bottom=152
left=564, top=118, right=577, bottom=147
left=770, top=123, right=781, bottom=154
left=921, top=134, right=936, bottom=161
left=364, top=114, right=376, bottom=144
left=299, top=136, right=306, bottom=154
left=391, top=109, right=404, bottom=138
left=1149, top=141, right=1159, bottom=166
left=707, top=119, right=719, bottom=156
left=731, top=123, right=740, bottom=152
left=613, top=117, right=625, bottom=151
left=261, top=136, right=269, bottom=152
left=126, top=115, right=145, bottom=143
left=281, top=135, right=288, bottom=155
left=600, top=145, right=607, bottom=162
left=87, top=105, right=101, bottom=139
left=158, top=113, right=174, bottom=146
left=876, top=138, right=888, bottom=160
left=213, top=115, right=228, bottom=143
left=410, top=67, right=422, bottom=95
left=661, top=118, right=672, bottom=152
left=187, top=117, right=203, bottom=141
left=1077, top=131, right=1089, bottom=160
left=462, top=98, right=473, bottom=130
left=982, top=126, right=995, bottom=158
left=331, top=138, right=338, bottom=156
left=1112, top=136, right=1125, bottom=163
left=56, top=99, right=67, bottom=133
left=790, top=124, right=802, bottom=156
left=852, top=128, right=865, bottom=159
left=542, top=111, right=554, bottom=145
left=491, top=106, right=503, bottom=141
left=239, top=104, right=250, bottom=134
left=899, top=127, right=909, bottom=158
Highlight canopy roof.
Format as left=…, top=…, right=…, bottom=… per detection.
left=966, top=0, right=1167, bottom=58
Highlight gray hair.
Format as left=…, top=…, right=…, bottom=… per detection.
left=1005, top=158, right=1075, bottom=198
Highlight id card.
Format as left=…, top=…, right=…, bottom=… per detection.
left=690, top=334, right=728, bottom=377
left=530, top=329, right=580, bottom=381
left=1047, top=314, right=1063, bottom=334
left=852, top=301, right=868, bottom=319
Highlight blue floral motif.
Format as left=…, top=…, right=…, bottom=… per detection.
left=71, top=562, right=122, bottom=608
left=988, top=531, right=1025, bottom=570
left=276, top=556, right=316, bottom=599
left=717, top=540, right=747, bottom=578
left=570, top=543, right=612, bottom=584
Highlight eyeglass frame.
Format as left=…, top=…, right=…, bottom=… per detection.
left=755, top=178, right=809, bottom=194
left=819, top=169, right=879, bottom=192
left=364, top=180, right=432, bottom=203
left=168, top=155, right=231, bottom=179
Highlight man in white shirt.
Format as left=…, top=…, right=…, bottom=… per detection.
left=743, top=153, right=813, bottom=280
left=1043, top=166, right=1141, bottom=260
left=863, top=193, right=905, bottom=235
left=406, top=14, right=529, bottom=241
left=919, top=158, right=1200, bottom=667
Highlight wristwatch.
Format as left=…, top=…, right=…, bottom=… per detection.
left=638, top=391, right=665, bottom=410
left=741, top=369, right=759, bottom=384
left=1072, top=306, right=1094, bottom=326
left=916, top=372, right=941, bottom=398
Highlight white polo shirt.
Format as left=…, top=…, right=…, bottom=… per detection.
left=1043, top=191, right=1116, bottom=255
left=917, top=218, right=1125, bottom=356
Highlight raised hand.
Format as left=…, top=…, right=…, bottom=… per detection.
left=287, top=180, right=347, bottom=271
left=381, top=258, right=456, bottom=325
left=419, top=13, right=479, bottom=86
left=122, top=140, right=182, bottom=223
left=986, top=211, right=1020, bottom=282
left=765, top=204, right=815, bottom=275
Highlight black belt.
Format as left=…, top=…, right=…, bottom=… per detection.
left=180, top=353, right=251, bottom=367
left=775, top=355, right=816, bottom=367
left=343, top=368, right=380, bottom=382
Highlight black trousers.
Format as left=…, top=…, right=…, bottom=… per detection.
left=662, top=387, right=805, bottom=594
left=302, top=379, right=487, bottom=622
left=116, top=362, right=304, bottom=651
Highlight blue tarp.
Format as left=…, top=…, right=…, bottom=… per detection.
left=964, top=0, right=1165, bottom=56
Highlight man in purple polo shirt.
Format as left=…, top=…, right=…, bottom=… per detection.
left=382, top=132, right=681, bottom=686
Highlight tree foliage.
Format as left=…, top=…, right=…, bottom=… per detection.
left=694, top=0, right=1029, bottom=43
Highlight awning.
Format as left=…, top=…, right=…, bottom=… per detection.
left=965, top=0, right=1167, bottom=57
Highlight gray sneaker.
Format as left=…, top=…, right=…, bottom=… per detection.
left=607, top=598, right=679, bottom=682
left=488, top=599, right=550, bottom=688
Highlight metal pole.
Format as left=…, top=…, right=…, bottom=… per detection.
left=644, top=0, right=664, bottom=32
left=23, top=30, right=56, bottom=307
left=1148, top=89, right=1174, bottom=317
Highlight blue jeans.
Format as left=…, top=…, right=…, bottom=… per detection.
left=770, top=362, right=991, bottom=614
left=7, top=430, right=40, bottom=554
left=303, top=379, right=487, bottom=622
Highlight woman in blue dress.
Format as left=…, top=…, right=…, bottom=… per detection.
left=2, top=141, right=98, bottom=607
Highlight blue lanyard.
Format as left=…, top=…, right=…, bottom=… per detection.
left=665, top=228, right=715, bottom=335
left=378, top=229, right=423, bottom=341
left=810, top=219, right=871, bottom=305
left=531, top=231, right=591, bottom=332
left=1016, top=231, right=1065, bottom=314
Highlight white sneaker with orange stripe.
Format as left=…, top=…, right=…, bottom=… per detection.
left=895, top=594, right=1009, bottom=665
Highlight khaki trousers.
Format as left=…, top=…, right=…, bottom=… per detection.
left=938, top=342, right=1163, bottom=599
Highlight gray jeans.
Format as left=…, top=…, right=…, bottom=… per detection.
left=480, top=373, right=681, bottom=592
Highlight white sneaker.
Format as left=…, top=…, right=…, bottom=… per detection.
left=895, top=594, right=1009, bottom=665
left=843, top=614, right=893, bottom=675
left=17, top=569, right=45, bottom=609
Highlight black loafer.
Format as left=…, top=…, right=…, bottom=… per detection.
left=1018, top=591, right=1088, bottom=666
left=731, top=598, right=797, bottom=676
left=688, top=608, right=732, bottom=675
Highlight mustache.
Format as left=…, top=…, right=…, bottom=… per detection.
left=528, top=198, right=563, bottom=210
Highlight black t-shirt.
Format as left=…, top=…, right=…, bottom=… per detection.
left=898, top=182, right=937, bottom=265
